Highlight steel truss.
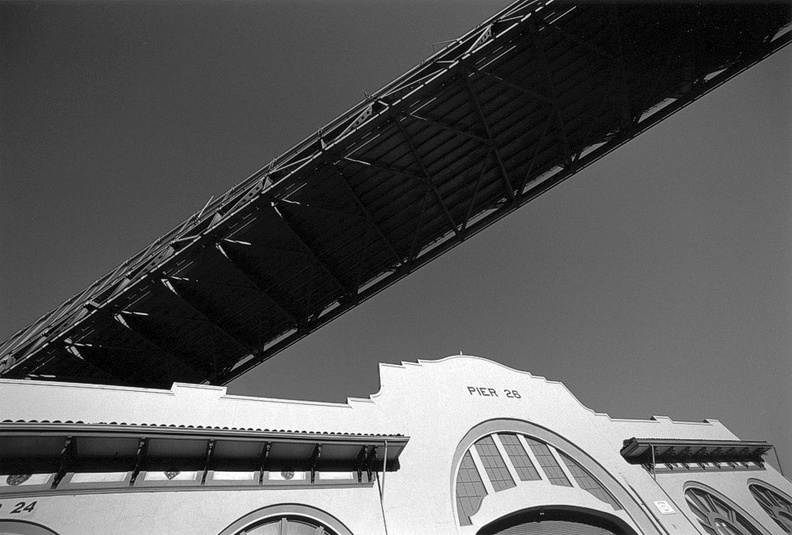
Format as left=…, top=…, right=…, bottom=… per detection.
left=1, top=0, right=789, bottom=387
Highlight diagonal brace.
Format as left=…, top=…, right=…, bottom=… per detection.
left=215, top=241, right=302, bottom=326
left=394, top=119, right=460, bottom=238
left=330, top=163, right=403, bottom=265
left=527, top=19, right=574, bottom=170
left=461, top=74, right=515, bottom=203
left=266, top=199, right=353, bottom=298
left=400, top=111, right=489, bottom=144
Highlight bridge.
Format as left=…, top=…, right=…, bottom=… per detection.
left=1, top=0, right=790, bottom=388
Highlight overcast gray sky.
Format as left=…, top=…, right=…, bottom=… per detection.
left=2, top=2, right=790, bottom=470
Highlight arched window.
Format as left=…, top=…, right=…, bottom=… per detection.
left=241, top=517, right=334, bottom=535
left=0, top=520, right=60, bottom=535
left=559, top=452, right=622, bottom=511
left=474, top=436, right=516, bottom=492
left=685, top=487, right=763, bottom=535
left=454, top=430, right=623, bottom=526
left=457, top=450, right=489, bottom=524
left=218, top=505, right=354, bottom=535
left=749, top=482, right=792, bottom=533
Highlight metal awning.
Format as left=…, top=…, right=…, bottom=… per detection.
left=620, top=437, right=773, bottom=466
left=0, top=421, right=407, bottom=489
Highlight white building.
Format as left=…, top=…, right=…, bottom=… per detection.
left=1, top=356, right=790, bottom=534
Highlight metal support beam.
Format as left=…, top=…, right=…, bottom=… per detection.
left=633, top=34, right=688, bottom=122
left=463, top=152, right=490, bottom=232
left=381, top=440, right=389, bottom=496
left=329, top=163, right=403, bottom=265
left=343, top=154, right=452, bottom=260
left=215, top=241, right=302, bottom=326
left=225, top=239, right=308, bottom=259
left=470, top=67, right=553, bottom=105
left=461, top=74, right=515, bottom=203
left=516, top=107, right=553, bottom=195
left=51, top=436, right=74, bottom=489
left=310, top=444, right=322, bottom=483
left=608, top=6, right=634, bottom=132
left=394, top=119, right=460, bottom=238
left=651, top=444, right=656, bottom=480
left=527, top=19, right=574, bottom=170
left=64, top=340, right=187, bottom=386
left=537, top=19, right=616, bottom=62
left=115, top=307, right=223, bottom=377
left=407, top=187, right=432, bottom=262
left=356, top=445, right=368, bottom=483
left=130, top=438, right=148, bottom=487
left=217, top=17, right=792, bottom=387
left=258, top=442, right=272, bottom=485
left=400, top=111, right=489, bottom=144
left=343, top=156, right=432, bottom=185
left=365, top=445, right=378, bottom=482
left=61, top=341, right=126, bottom=383
left=573, top=76, right=616, bottom=164
left=112, top=311, right=206, bottom=379
left=276, top=200, right=366, bottom=222
left=266, top=199, right=353, bottom=298
left=201, top=439, right=215, bottom=485
left=161, top=278, right=253, bottom=356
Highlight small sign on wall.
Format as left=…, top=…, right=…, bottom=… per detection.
left=654, top=500, right=676, bottom=515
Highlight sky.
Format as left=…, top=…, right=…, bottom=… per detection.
left=1, top=2, right=790, bottom=471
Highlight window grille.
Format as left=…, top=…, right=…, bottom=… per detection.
left=559, top=452, right=621, bottom=510
left=456, top=450, right=488, bottom=525
left=524, top=438, right=572, bottom=487
left=749, top=483, right=792, bottom=533
left=241, top=517, right=334, bottom=535
left=474, top=436, right=516, bottom=492
left=685, top=487, right=763, bottom=535
left=498, top=433, right=541, bottom=482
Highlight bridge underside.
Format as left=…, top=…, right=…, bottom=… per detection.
left=2, top=1, right=790, bottom=388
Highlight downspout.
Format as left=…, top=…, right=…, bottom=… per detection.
left=772, top=446, right=785, bottom=477
left=651, top=443, right=656, bottom=481
left=383, top=439, right=388, bottom=499
left=377, top=440, right=390, bottom=535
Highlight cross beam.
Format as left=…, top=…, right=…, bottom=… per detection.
left=162, top=277, right=254, bottom=356
left=266, top=199, right=354, bottom=298
left=329, top=163, right=403, bottom=265
left=461, top=74, right=515, bottom=203
left=527, top=19, right=574, bottom=170
left=215, top=241, right=303, bottom=326
left=394, top=119, right=460, bottom=238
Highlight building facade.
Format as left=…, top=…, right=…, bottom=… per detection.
left=0, top=356, right=789, bottom=534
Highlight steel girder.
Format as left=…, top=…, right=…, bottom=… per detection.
left=1, top=1, right=790, bottom=387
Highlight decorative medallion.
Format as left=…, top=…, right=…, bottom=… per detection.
left=6, top=474, right=31, bottom=486
left=164, top=470, right=180, bottom=480
left=281, top=470, right=294, bottom=480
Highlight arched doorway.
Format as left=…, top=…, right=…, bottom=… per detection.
left=450, top=419, right=649, bottom=532
left=0, top=520, right=60, bottom=535
left=217, top=504, right=354, bottom=535
left=477, top=507, right=635, bottom=535
left=239, top=517, right=336, bottom=535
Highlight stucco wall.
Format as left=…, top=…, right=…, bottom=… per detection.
left=1, top=356, right=789, bottom=535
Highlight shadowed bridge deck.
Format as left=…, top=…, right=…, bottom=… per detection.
left=1, top=1, right=789, bottom=387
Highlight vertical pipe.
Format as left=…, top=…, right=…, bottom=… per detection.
left=377, top=441, right=390, bottom=535
left=382, top=440, right=388, bottom=498
left=651, top=443, right=656, bottom=481
left=772, top=446, right=785, bottom=476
